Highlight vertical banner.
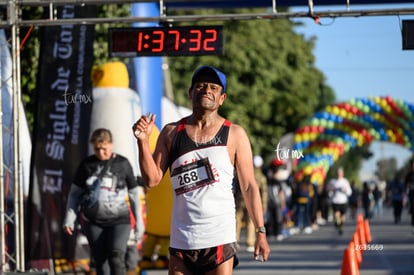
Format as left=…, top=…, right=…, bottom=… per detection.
left=27, top=5, right=96, bottom=261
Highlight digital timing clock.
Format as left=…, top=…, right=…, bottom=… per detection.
left=108, top=26, right=224, bottom=57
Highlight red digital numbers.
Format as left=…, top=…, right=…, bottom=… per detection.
left=168, top=30, right=180, bottom=50
left=188, top=30, right=202, bottom=52
left=204, top=29, right=218, bottom=51
left=137, top=32, right=143, bottom=52
left=152, top=30, right=164, bottom=52
left=109, top=26, right=223, bottom=57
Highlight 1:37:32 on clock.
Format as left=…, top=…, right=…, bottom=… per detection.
left=108, top=26, right=224, bottom=57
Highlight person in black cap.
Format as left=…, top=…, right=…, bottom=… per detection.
left=132, top=65, right=270, bottom=274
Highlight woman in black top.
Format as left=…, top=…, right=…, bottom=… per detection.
left=63, top=128, right=142, bottom=275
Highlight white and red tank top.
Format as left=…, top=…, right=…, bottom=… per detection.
left=169, top=118, right=236, bottom=249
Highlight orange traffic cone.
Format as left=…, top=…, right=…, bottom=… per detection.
left=341, top=244, right=359, bottom=275
left=358, top=219, right=367, bottom=249
left=357, top=213, right=364, bottom=224
left=351, top=234, right=362, bottom=266
left=364, top=219, right=372, bottom=243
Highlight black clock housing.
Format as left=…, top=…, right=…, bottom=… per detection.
left=109, top=26, right=224, bottom=57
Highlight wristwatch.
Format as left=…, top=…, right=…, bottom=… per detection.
left=255, top=226, right=266, bottom=233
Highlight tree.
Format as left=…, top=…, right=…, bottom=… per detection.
left=167, top=9, right=336, bottom=161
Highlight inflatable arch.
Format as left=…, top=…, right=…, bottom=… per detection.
left=292, top=95, right=414, bottom=185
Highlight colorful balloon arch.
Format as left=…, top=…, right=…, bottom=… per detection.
left=292, top=95, right=414, bottom=185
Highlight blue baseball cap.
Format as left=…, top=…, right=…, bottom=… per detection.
left=191, top=65, right=227, bottom=93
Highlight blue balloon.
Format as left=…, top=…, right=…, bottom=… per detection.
left=378, top=129, right=388, bottom=141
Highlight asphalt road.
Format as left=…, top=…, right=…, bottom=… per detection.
left=142, top=205, right=414, bottom=275
left=234, top=206, right=414, bottom=275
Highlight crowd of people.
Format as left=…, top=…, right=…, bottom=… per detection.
left=237, top=158, right=414, bottom=246
left=238, top=161, right=355, bottom=241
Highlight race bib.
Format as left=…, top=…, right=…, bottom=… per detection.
left=171, top=158, right=215, bottom=195
left=100, top=177, right=113, bottom=189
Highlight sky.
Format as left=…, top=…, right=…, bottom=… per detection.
left=291, top=3, right=414, bottom=179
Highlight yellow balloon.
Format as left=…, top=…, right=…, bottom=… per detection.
left=386, top=129, right=396, bottom=143
left=310, top=174, right=317, bottom=184
left=379, top=98, right=387, bottom=108
left=332, top=106, right=339, bottom=115
left=326, top=106, right=332, bottom=113
left=350, top=130, right=359, bottom=140
left=304, top=166, right=312, bottom=175
left=294, top=133, right=303, bottom=142
left=332, top=151, right=339, bottom=160
left=309, top=132, right=318, bottom=140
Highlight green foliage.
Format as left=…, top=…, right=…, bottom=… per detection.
left=93, top=4, right=131, bottom=65
left=20, top=6, right=44, bottom=131
left=168, top=9, right=336, bottom=161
